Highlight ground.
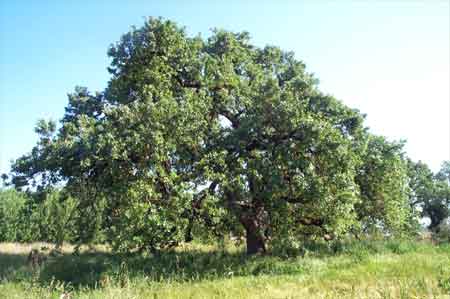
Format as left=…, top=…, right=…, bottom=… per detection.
left=0, top=240, right=449, bottom=298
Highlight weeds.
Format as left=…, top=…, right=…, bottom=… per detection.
left=0, top=240, right=449, bottom=298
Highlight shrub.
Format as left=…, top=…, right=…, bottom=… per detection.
left=434, top=219, right=450, bottom=244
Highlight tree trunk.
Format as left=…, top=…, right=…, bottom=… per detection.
left=241, top=209, right=267, bottom=255
left=245, top=225, right=266, bottom=255
left=226, top=185, right=267, bottom=255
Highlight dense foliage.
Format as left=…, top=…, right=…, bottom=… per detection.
left=3, top=18, right=449, bottom=253
left=408, top=160, right=450, bottom=233
left=0, top=189, right=78, bottom=245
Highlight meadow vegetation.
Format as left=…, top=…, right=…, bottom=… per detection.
left=1, top=239, right=449, bottom=298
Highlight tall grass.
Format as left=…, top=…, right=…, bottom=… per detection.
left=0, top=239, right=449, bottom=298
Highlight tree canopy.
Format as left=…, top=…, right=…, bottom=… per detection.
left=7, top=18, right=419, bottom=254
left=407, top=160, right=450, bottom=232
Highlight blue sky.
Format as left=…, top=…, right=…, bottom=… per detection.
left=0, top=1, right=449, bottom=175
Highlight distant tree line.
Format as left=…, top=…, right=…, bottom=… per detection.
left=0, top=188, right=79, bottom=245
left=1, top=18, right=449, bottom=253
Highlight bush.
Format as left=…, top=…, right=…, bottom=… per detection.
left=0, top=188, right=78, bottom=244
left=0, top=189, right=36, bottom=242
left=39, top=253, right=110, bottom=287
left=434, top=219, right=450, bottom=244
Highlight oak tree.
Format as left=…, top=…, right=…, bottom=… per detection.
left=9, top=18, right=412, bottom=254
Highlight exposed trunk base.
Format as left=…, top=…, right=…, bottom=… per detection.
left=245, top=227, right=266, bottom=255
left=241, top=208, right=267, bottom=255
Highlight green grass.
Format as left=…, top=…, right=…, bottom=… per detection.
left=0, top=240, right=449, bottom=298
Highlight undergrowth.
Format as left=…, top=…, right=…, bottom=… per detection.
left=0, top=239, right=449, bottom=298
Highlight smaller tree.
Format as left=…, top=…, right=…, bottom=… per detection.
left=355, top=136, right=411, bottom=235
left=0, top=189, right=30, bottom=242
left=37, top=191, right=78, bottom=248
left=407, top=160, right=450, bottom=232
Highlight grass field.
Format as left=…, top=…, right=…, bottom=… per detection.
left=0, top=240, right=449, bottom=298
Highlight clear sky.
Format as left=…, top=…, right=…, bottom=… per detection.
left=0, top=1, right=449, bottom=175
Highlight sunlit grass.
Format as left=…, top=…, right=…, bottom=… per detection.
left=0, top=240, right=449, bottom=298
